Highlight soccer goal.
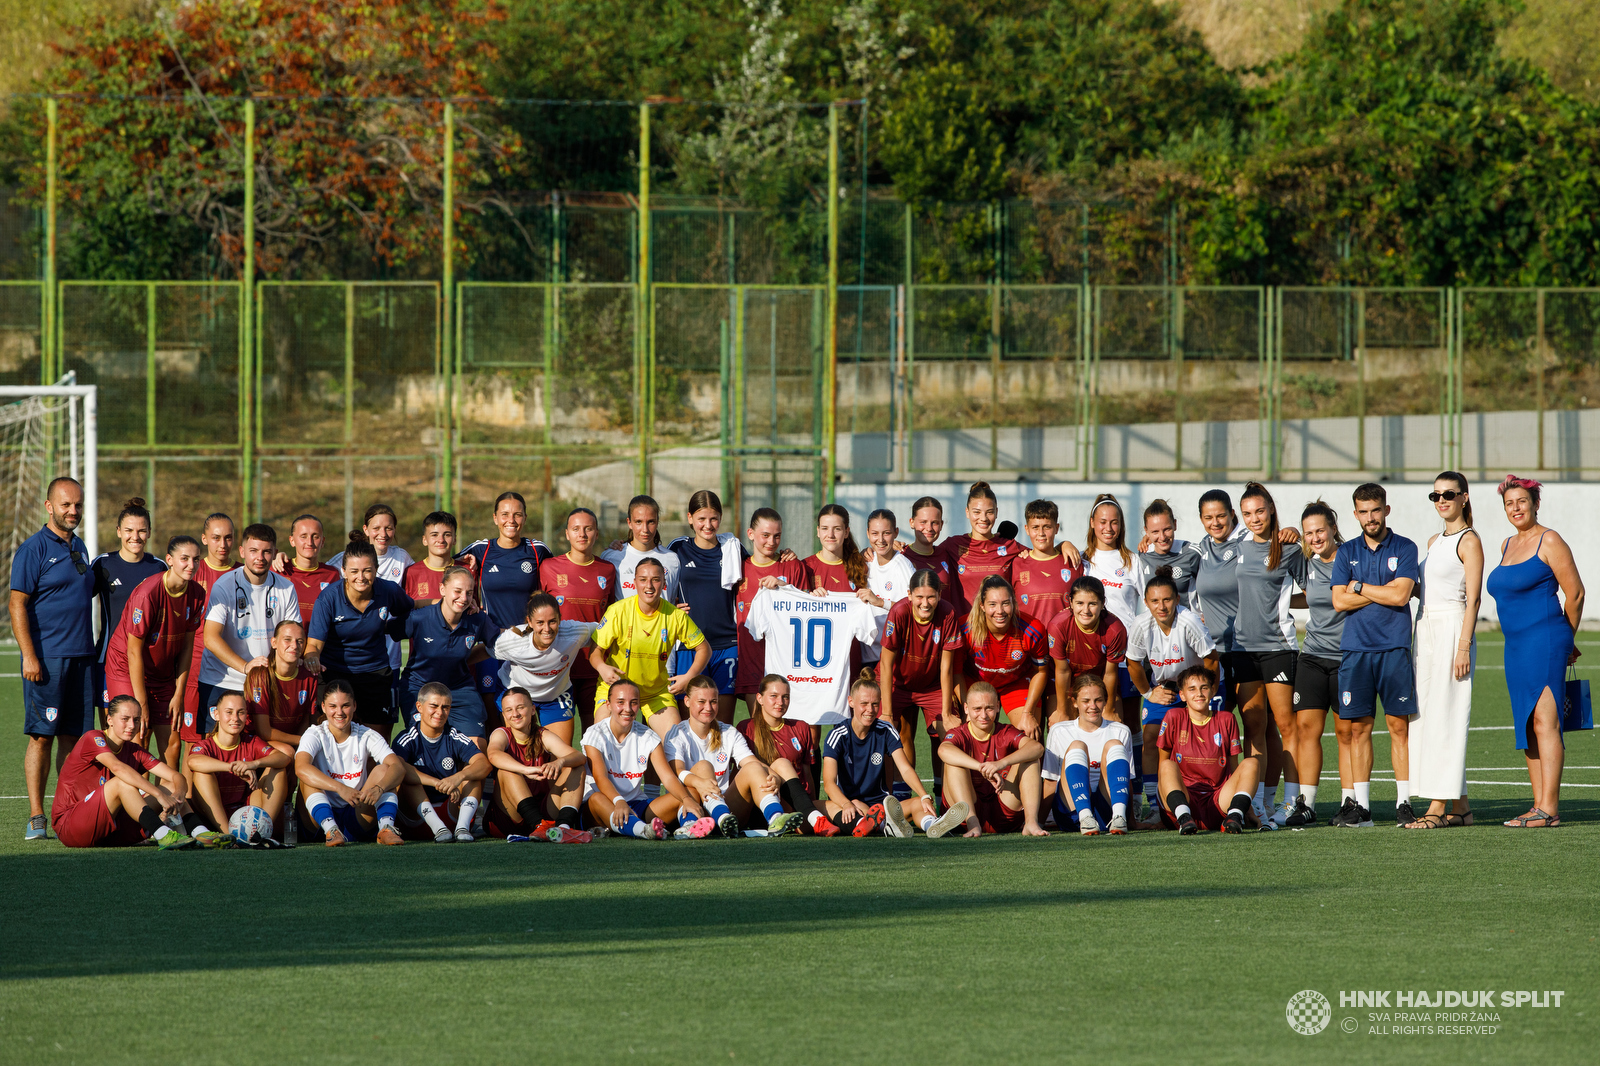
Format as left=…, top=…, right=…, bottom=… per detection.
left=0, top=375, right=98, bottom=642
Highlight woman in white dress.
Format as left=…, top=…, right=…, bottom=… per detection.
left=1407, top=472, right=1482, bottom=828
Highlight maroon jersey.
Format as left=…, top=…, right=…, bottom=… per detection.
left=51, top=730, right=160, bottom=820
left=1011, top=551, right=1081, bottom=629
left=189, top=733, right=275, bottom=812
left=103, top=573, right=207, bottom=690
left=539, top=554, right=618, bottom=679
left=803, top=555, right=856, bottom=593
left=1047, top=610, right=1128, bottom=677
left=491, top=726, right=549, bottom=769
left=951, top=618, right=1049, bottom=692
left=942, top=535, right=1025, bottom=615
left=287, top=563, right=340, bottom=627
left=1157, top=707, right=1241, bottom=791
left=902, top=543, right=959, bottom=608
left=942, top=721, right=1025, bottom=797
left=403, top=560, right=452, bottom=604
left=737, top=716, right=817, bottom=796
left=184, top=559, right=238, bottom=714
left=880, top=598, right=958, bottom=693
left=246, top=664, right=319, bottom=735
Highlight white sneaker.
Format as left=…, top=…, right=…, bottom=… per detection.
left=1078, top=810, right=1100, bottom=836
left=433, top=825, right=453, bottom=843
left=1106, top=812, right=1128, bottom=835
left=881, top=796, right=915, bottom=838
left=1269, top=801, right=1289, bottom=828
left=926, top=802, right=971, bottom=839
left=454, top=827, right=475, bottom=843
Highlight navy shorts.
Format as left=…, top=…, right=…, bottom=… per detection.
left=23, top=655, right=96, bottom=736
left=1115, top=662, right=1138, bottom=700
left=1053, top=788, right=1114, bottom=832
left=301, top=802, right=374, bottom=843
left=532, top=691, right=576, bottom=728
left=1337, top=649, right=1416, bottom=720
left=1142, top=697, right=1180, bottom=728
left=671, top=645, right=738, bottom=696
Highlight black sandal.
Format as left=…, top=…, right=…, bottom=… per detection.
left=1404, top=813, right=1450, bottom=829
left=1444, top=811, right=1473, bottom=827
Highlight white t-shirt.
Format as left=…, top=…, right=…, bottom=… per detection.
left=327, top=547, right=413, bottom=670
left=297, top=722, right=395, bottom=806
left=198, top=568, right=302, bottom=689
left=1082, top=550, right=1148, bottom=631
left=600, top=543, right=682, bottom=603
left=863, top=553, right=916, bottom=665
left=1041, top=719, right=1133, bottom=791
left=663, top=720, right=756, bottom=791
left=494, top=620, right=601, bottom=701
left=581, top=719, right=661, bottom=803
left=1125, top=607, right=1216, bottom=691
left=744, top=589, right=883, bottom=726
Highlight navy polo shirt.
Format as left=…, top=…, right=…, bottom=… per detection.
left=10, top=525, right=96, bottom=658
left=822, top=719, right=904, bottom=803
left=458, top=538, right=552, bottom=630
left=309, top=578, right=412, bottom=674
left=1331, top=528, right=1419, bottom=653
left=669, top=537, right=740, bottom=648
left=92, top=551, right=166, bottom=661
left=401, top=603, right=495, bottom=691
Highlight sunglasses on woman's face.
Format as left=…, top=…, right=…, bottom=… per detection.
left=1428, top=490, right=1464, bottom=502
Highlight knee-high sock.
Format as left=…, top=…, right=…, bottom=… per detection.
left=1104, top=744, right=1130, bottom=817
left=306, top=791, right=337, bottom=833
left=376, top=792, right=399, bottom=831
left=1064, top=749, right=1093, bottom=821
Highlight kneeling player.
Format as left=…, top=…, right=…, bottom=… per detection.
left=485, top=686, right=590, bottom=843
left=939, top=682, right=1048, bottom=837
left=581, top=680, right=704, bottom=840
left=294, top=680, right=408, bottom=846
left=1157, top=665, right=1258, bottom=835
left=736, top=674, right=838, bottom=837
left=53, top=695, right=221, bottom=850
left=186, top=692, right=292, bottom=838
left=666, top=675, right=803, bottom=838
left=1041, top=674, right=1133, bottom=835
left=393, top=682, right=492, bottom=842
left=822, top=676, right=969, bottom=838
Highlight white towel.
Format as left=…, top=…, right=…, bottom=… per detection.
left=666, top=533, right=745, bottom=590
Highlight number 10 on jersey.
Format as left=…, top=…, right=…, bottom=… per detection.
left=789, top=617, right=833, bottom=668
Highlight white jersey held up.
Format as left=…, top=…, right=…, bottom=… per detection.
left=744, top=589, right=883, bottom=726
left=198, top=568, right=302, bottom=690
left=296, top=722, right=395, bottom=806
left=494, top=620, right=602, bottom=701
left=1041, top=719, right=1132, bottom=791
left=664, top=720, right=756, bottom=791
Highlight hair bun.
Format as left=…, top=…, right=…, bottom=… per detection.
left=349, top=529, right=370, bottom=544
left=125, top=496, right=146, bottom=509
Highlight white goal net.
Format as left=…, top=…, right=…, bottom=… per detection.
left=0, top=381, right=98, bottom=643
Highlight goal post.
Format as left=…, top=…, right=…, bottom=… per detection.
left=0, top=378, right=98, bottom=641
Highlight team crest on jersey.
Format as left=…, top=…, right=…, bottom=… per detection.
left=1223, top=550, right=1234, bottom=561
left=1010, top=649, right=1023, bottom=661
left=997, top=545, right=1007, bottom=556
left=944, top=732, right=957, bottom=741
left=1342, top=691, right=1351, bottom=706
left=556, top=595, right=565, bottom=606
left=1061, top=569, right=1072, bottom=582
left=521, top=560, right=534, bottom=574
left=441, top=757, right=455, bottom=771
left=597, top=576, right=608, bottom=590
left=184, top=711, right=195, bottom=726
left=790, top=737, right=801, bottom=751
left=320, top=581, right=330, bottom=590
left=1213, top=732, right=1222, bottom=746
left=1388, top=557, right=1398, bottom=572
left=1172, top=567, right=1184, bottom=578
left=957, top=564, right=966, bottom=574
left=555, top=573, right=569, bottom=587
left=44, top=707, right=57, bottom=722
left=884, top=622, right=895, bottom=639
left=379, top=607, right=391, bottom=621
left=869, top=752, right=883, bottom=765
left=298, top=691, right=308, bottom=704
left=94, top=735, right=106, bottom=747
left=932, top=629, right=941, bottom=644
left=1114, top=568, right=1125, bottom=577
left=132, top=607, right=143, bottom=626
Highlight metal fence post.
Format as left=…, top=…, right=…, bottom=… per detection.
left=1536, top=288, right=1546, bottom=471
left=441, top=101, right=455, bottom=511
left=44, top=97, right=56, bottom=387
left=824, top=103, right=839, bottom=500
left=638, top=103, right=651, bottom=497
left=241, top=98, right=255, bottom=520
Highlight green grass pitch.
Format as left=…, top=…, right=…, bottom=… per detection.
left=0, top=639, right=1596, bottom=1065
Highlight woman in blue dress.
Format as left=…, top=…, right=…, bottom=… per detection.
left=1485, top=476, right=1585, bottom=828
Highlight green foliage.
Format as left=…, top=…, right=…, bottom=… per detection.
left=877, top=27, right=1004, bottom=204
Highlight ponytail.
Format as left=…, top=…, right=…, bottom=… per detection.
left=967, top=575, right=1015, bottom=644
left=1240, top=482, right=1282, bottom=570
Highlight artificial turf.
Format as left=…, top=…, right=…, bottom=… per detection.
left=0, top=639, right=1596, bottom=1066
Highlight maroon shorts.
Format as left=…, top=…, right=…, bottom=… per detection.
left=959, top=788, right=1025, bottom=834
left=1160, top=783, right=1227, bottom=832
left=482, top=787, right=549, bottom=839
left=891, top=688, right=946, bottom=729
left=54, top=795, right=147, bottom=848
left=104, top=677, right=178, bottom=725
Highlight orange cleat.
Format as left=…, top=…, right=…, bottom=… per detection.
left=853, top=804, right=885, bottom=838
left=324, top=827, right=347, bottom=847
left=377, top=826, right=405, bottom=846
left=811, top=817, right=840, bottom=837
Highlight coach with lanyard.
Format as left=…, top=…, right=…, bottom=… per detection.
left=10, top=476, right=97, bottom=842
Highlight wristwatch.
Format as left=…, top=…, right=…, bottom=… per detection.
left=1350, top=580, right=1364, bottom=596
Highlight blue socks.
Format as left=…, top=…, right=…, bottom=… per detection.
left=1065, top=749, right=1094, bottom=826
left=1106, top=751, right=1131, bottom=812
left=704, top=794, right=731, bottom=823
left=759, top=794, right=785, bottom=823
left=623, top=814, right=647, bottom=838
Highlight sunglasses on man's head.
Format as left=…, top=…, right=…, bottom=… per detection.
left=1427, top=490, right=1464, bottom=502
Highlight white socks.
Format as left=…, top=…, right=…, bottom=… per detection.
left=1301, top=784, right=1318, bottom=807
left=418, top=802, right=448, bottom=836
left=1112, top=801, right=1127, bottom=818
left=919, top=814, right=935, bottom=832
left=1342, top=787, right=1356, bottom=804
left=1354, top=781, right=1371, bottom=809
left=1396, top=780, right=1411, bottom=805
left=1284, top=782, right=1301, bottom=806
left=456, top=796, right=479, bottom=833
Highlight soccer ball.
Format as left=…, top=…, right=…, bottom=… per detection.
left=228, top=805, right=273, bottom=843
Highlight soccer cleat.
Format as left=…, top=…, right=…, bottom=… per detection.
left=587, top=823, right=610, bottom=840
left=158, top=829, right=197, bottom=850
left=926, top=801, right=971, bottom=839
left=811, top=817, right=841, bottom=837
left=505, top=834, right=537, bottom=843
left=1284, top=796, right=1317, bottom=827
left=433, top=826, right=454, bottom=843
left=1270, top=801, right=1289, bottom=827
left=377, top=826, right=405, bottom=846
left=1078, top=811, right=1100, bottom=836
left=881, top=796, right=915, bottom=838
left=194, top=829, right=232, bottom=849
left=1223, top=810, right=1246, bottom=834
left=25, top=814, right=49, bottom=841
left=324, top=827, right=347, bottom=847
left=1176, top=811, right=1198, bottom=835
left=454, top=827, right=475, bottom=843
left=681, top=816, right=715, bottom=839
left=547, top=825, right=594, bottom=844
left=1106, top=812, right=1128, bottom=835
left=767, top=811, right=804, bottom=837
left=1330, top=797, right=1357, bottom=828
left=1395, top=801, right=1416, bottom=828
left=717, top=812, right=742, bottom=839
left=649, top=817, right=668, bottom=840
left=1337, top=803, right=1374, bottom=829
left=852, top=804, right=885, bottom=838
left=534, top=819, right=558, bottom=836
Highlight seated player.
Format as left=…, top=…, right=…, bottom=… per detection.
left=938, top=682, right=1048, bottom=837
left=589, top=557, right=709, bottom=740
left=581, top=679, right=706, bottom=840
left=392, top=682, right=492, bottom=843
left=1157, top=664, right=1260, bottom=835
left=1047, top=577, right=1127, bottom=727
left=493, top=591, right=602, bottom=748
left=736, top=674, right=838, bottom=836
left=485, top=687, right=591, bottom=843
left=822, top=675, right=969, bottom=838
left=1041, top=674, right=1133, bottom=836
left=185, top=692, right=292, bottom=839
left=52, top=695, right=221, bottom=850
left=294, top=679, right=408, bottom=846
left=665, top=675, right=804, bottom=838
